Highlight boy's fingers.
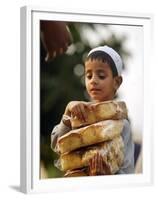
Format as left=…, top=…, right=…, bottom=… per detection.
left=89, top=153, right=109, bottom=176
left=88, top=159, right=91, bottom=175
left=96, top=153, right=104, bottom=175
left=87, top=104, right=93, bottom=112
left=70, top=102, right=90, bottom=122
left=96, top=153, right=101, bottom=174
left=75, top=106, right=83, bottom=121
left=72, top=106, right=82, bottom=121
left=71, top=104, right=86, bottom=122
left=91, top=156, right=97, bottom=176
left=78, top=104, right=89, bottom=122
left=100, top=156, right=104, bottom=174
left=89, top=158, right=93, bottom=176
left=95, top=153, right=99, bottom=170
left=91, top=156, right=95, bottom=172
left=97, top=153, right=100, bottom=170
left=79, top=104, right=87, bottom=122
left=89, top=104, right=96, bottom=112
left=71, top=109, right=77, bottom=118
left=95, top=154, right=98, bottom=175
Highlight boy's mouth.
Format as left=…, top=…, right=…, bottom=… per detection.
left=90, top=88, right=101, bottom=92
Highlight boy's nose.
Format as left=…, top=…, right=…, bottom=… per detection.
left=90, top=76, right=98, bottom=85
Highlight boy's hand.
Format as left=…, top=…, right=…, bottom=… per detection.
left=88, top=152, right=111, bottom=176
left=64, top=101, right=91, bottom=123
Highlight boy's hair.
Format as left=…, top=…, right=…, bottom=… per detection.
left=86, top=50, right=118, bottom=77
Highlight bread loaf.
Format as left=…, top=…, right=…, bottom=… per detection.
left=70, top=101, right=127, bottom=128
left=57, top=119, right=124, bottom=154
left=58, top=136, right=124, bottom=173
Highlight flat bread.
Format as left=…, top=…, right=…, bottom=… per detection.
left=58, top=136, right=124, bottom=174
left=57, top=120, right=124, bottom=154
left=71, top=101, right=127, bottom=128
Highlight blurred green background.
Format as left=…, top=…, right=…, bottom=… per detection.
left=40, top=21, right=131, bottom=178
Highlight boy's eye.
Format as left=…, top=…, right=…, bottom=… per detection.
left=98, top=73, right=106, bottom=79
left=86, top=74, right=92, bottom=79
left=99, top=75, right=105, bottom=79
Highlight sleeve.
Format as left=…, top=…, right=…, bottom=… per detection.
left=117, top=119, right=135, bottom=174
left=50, top=120, right=71, bottom=152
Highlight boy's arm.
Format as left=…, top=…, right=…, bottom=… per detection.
left=116, top=119, right=135, bottom=174
left=51, top=118, right=71, bottom=152
left=51, top=100, right=89, bottom=152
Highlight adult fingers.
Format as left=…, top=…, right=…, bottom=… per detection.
left=45, top=51, right=57, bottom=62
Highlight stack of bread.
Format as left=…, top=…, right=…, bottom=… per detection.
left=55, top=101, right=128, bottom=177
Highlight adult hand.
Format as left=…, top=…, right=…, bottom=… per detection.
left=40, top=21, right=72, bottom=62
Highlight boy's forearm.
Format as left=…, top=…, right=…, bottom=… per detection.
left=51, top=102, right=73, bottom=152
left=51, top=120, right=71, bottom=151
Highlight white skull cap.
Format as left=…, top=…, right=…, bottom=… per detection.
left=87, top=45, right=123, bottom=75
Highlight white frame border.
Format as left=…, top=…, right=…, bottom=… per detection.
left=20, top=6, right=153, bottom=194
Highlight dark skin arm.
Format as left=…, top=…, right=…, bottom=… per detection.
left=40, top=21, right=72, bottom=62
left=88, top=152, right=112, bottom=176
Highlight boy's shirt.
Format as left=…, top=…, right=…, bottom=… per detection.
left=51, top=119, right=135, bottom=174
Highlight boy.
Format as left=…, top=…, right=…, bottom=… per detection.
left=51, top=45, right=134, bottom=175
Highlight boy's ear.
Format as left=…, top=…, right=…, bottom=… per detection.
left=114, top=76, right=123, bottom=90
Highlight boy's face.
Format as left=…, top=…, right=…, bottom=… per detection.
left=85, top=59, right=121, bottom=102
